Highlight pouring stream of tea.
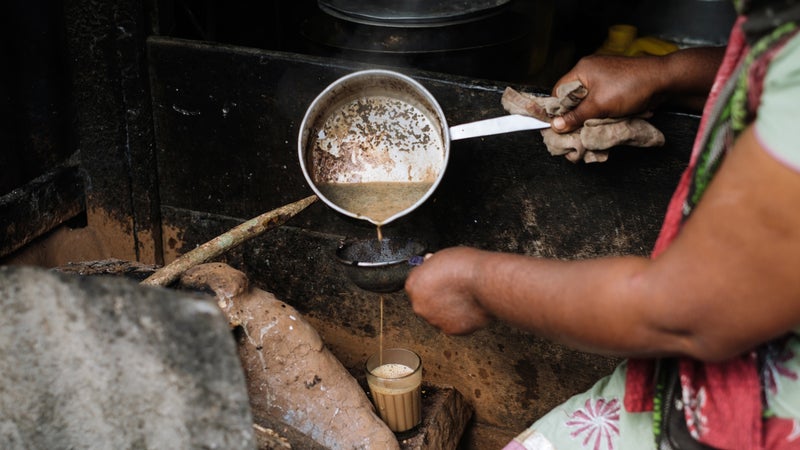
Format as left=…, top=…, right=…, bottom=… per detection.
left=321, top=181, right=433, bottom=366
left=378, top=225, right=385, bottom=365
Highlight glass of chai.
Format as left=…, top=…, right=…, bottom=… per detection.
left=365, top=348, right=423, bottom=432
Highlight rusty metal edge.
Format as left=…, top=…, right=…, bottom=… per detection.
left=0, top=154, right=85, bottom=258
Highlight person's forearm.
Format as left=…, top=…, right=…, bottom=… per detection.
left=468, top=251, right=686, bottom=358
left=439, top=127, right=800, bottom=363
left=657, top=46, right=726, bottom=110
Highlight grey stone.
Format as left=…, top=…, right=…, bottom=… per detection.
left=0, top=266, right=255, bottom=450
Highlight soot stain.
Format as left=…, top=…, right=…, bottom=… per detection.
left=513, top=358, right=540, bottom=407
left=360, top=323, right=376, bottom=336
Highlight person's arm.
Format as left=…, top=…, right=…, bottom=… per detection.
left=551, top=47, right=726, bottom=132
left=405, top=125, right=800, bottom=362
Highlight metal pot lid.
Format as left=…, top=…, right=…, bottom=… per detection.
left=301, top=9, right=528, bottom=54
left=318, top=0, right=511, bottom=27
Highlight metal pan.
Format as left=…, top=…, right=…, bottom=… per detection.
left=298, top=69, right=549, bottom=225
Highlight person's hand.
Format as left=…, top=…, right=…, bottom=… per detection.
left=551, top=54, right=668, bottom=133
left=404, top=247, right=493, bottom=335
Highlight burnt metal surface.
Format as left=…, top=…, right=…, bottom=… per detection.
left=63, top=0, right=163, bottom=264
left=149, top=37, right=699, bottom=437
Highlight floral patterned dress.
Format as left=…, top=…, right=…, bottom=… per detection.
left=504, top=336, right=800, bottom=450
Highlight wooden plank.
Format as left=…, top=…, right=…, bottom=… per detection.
left=399, top=383, right=473, bottom=450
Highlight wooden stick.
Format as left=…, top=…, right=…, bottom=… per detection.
left=141, top=195, right=317, bottom=287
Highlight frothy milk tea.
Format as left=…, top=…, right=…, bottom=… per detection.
left=365, top=349, right=422, bottom=433
left=316, top=182, right=433, bottom=225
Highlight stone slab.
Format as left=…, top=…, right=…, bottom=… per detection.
left=0, top=265, right=255, bottom=449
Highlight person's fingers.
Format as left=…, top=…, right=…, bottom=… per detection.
left=552, top=116, right=567, bottom=131
left=551, top=77, right=581, bottom=98
left=553, top=108, right=586, bottom=133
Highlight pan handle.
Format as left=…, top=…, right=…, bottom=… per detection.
left=449, top=114, right=551, bottom=141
